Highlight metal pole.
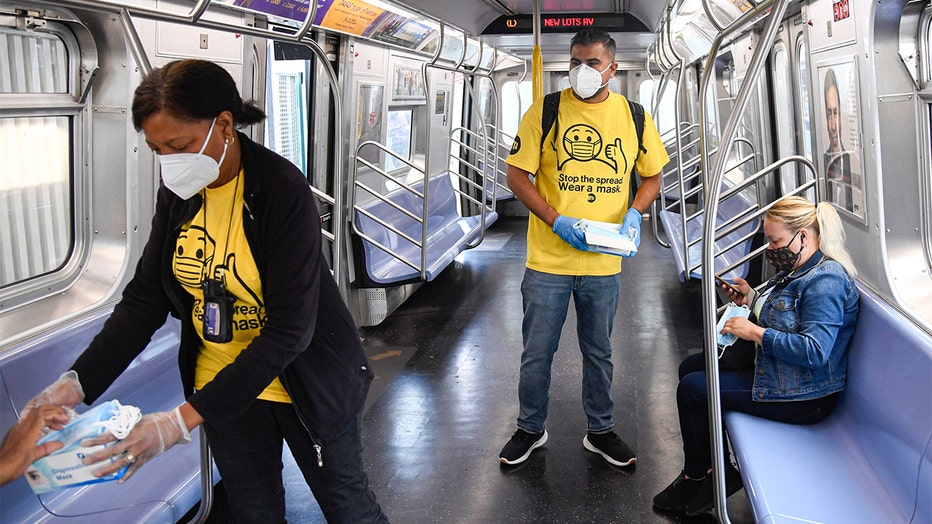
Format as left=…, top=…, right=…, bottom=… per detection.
left=183, top=430, right=213, bottom=524
left=700, top=1, right=790, bottom=522
left=532, top=0, right=542, bottom=100
left=118, top=8, right=151, bottom=76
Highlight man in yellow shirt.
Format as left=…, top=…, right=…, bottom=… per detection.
left=499, top=29, right=669, bottom=466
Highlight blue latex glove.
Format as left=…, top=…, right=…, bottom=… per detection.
left=621, top=208, right=643, bottom=249
left=552, top=215, right=589, bottom=251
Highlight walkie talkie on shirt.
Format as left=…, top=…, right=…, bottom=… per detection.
left=202, top=265, right=235, bottom=343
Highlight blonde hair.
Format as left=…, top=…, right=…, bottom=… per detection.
left=766, top=196, right=857, bottom=277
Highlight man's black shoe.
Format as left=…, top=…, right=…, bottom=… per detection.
left=582, top=431, right=636, bottom=466
left=499, top=429, right=548, bottom=465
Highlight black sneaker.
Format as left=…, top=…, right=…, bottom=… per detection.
left=653, top=471, right=705, bottom=512
left=499, top=429, right=548, bottom=465
left=582, top=431, right=636, bottom=466
left=684, top=463, right=745, bottom=516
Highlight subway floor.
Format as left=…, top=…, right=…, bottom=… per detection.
left=199, top=215, right=753, bottom=523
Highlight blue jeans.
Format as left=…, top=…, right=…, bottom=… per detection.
left=203, top=400, right=387, bottom=524
left=677, top=353, right=840, bottom=478
left=517, top=268, right=621, bottom=434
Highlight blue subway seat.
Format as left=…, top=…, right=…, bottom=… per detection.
left=658, top=187, right=758, bottom=283
left=725, top=283, right=932, bottom=524
left=660, top=162, right=700, bottom=202
left=0, top=314, right=207, bottom=523
left=354, top=172, right=497, bottom=286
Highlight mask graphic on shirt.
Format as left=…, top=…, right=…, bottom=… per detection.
left=159, top=117, right=228, bottom=200
left=173, top=225, right=215, bottom=287
left=569, top=63, right=611, bottom=99
left=563, top=124, right=602, bottom=159
left=766, top=229, right=803, bottom=272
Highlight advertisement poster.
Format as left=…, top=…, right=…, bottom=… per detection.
left=229, top=0, right=383, bottom=37
left=228, top=0, right=311, bottom=22
left=816, top=56, right=865, bottom=221
left=316, top=0, right=384, bottom=36
left=227, top=0, right=433, bottom=49
left=391, top=59, right=425, bottom=102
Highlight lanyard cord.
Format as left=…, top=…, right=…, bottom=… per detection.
left=200, top=170, right=241, bottom=283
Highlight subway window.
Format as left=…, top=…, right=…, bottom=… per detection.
left=267, top=65, right=308, bottom=173
left=795, top=38, right=813, bottom=163
left=638, top=78, right=677, bottom=137
left=771, top=44, right=796, bottom=194
left=385, top=109, right=413, bottom=172
left=0, top=27, right=75, bottom=289
left=501, top=79, right=531, bottom=138
left=922, top=6, right=932, bottom=267
left=795, top=37, right=816, bottom=200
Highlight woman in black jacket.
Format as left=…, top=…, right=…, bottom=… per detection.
left=22, top=59, right=387, bottom=524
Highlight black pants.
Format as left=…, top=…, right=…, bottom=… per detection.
left=676, top=353, right=839, bottom=478
left=203, top=400, right=388, bottom=524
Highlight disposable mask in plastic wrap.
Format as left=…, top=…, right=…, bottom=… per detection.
left=24, top=400, right=141, bottom=494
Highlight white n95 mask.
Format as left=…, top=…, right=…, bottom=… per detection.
left=158, top=117, right=229, bottom=200
left=569, top=63, right=611, bottom=100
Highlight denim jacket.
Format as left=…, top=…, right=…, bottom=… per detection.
left=752, top=249, right=859, bottom=401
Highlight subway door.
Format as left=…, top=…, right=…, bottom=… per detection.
left=426, top=69, right=453, bottom=176
left=770, top=11, right=816, bottom=199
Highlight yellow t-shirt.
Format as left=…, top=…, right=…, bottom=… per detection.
left=174, top=169, right=291, bottom=403
left=506, top=89, right=669, bottom=276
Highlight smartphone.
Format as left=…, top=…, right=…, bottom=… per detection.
left=715, top=275, right=743, bottom=295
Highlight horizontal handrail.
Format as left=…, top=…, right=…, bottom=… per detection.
left=352, top=141, right=432, bottom=279
left=354, top=137, right=493, bottom=279
left=354, top=206, right=421, bottom=248
left=452, top=125, right=507, bottom=203
left=692, top=171, right=817, bottom=277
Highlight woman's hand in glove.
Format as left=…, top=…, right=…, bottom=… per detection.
left=21, top=370, right=84, bottom=418
left=84, top=406, right=192, bottom=482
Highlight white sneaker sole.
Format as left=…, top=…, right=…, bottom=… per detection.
left=499, top=430, right=549, bottom=465
left=583, top=435, right=636, bottom=467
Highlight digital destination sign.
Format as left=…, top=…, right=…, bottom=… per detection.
left=482, top=13, right=647, bottom=35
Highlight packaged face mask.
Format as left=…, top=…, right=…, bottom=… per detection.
left=573, top=219, right=638, bottom=257
left=716, top=303, right=752, bottom=348
left=24, top=400, right=141, bottom=494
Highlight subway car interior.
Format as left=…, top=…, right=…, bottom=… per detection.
left=0, top=0, right=930, bottom=522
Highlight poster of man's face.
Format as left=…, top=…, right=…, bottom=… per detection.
left=817, top=58, right=864, bottom=220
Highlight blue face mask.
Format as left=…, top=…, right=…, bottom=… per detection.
left=716, top=303, right=751, bottom=348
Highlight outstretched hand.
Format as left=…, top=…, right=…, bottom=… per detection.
left=0, top=405, right=71, bottom=486
left=84, top=407, right=192, bottom=482
left=21, top=370, right=84, bottom=419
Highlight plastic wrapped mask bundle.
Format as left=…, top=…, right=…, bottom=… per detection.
left=573, top=219, right=639, bottom=257
left=24, top=400, right=141, bottom=494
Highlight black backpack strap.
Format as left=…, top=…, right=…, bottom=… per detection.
left=627, top=99, right=646, bottom=156
left=540, top=91, right=562, bottom=150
